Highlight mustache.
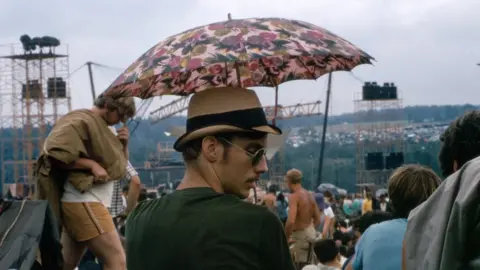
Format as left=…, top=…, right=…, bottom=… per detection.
left=246, top=178, right=259, bottom=183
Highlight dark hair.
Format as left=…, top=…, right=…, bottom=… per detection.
left=337, top=220, right=347, bottom=228
left=277, top=192, right=286, bottom=202
left=181, top=131, right=267, bottom=161
left=138, top=188, right=148, bottom=202
left=313, top=239, right=339, bottom=264
left=339, top=245, right=348, bottom=258
left=439, top=111, right=480, bottom=177
left=388, top=164, right=440, bottom=218
left=352, top=211, right=394, bottom=234
left=345, top=246, right=355, bottom=258
left=122, top=185, right=129, bottom=193
left=268, top=185, right=277, bottom=194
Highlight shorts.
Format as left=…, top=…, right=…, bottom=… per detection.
left=291, top=225, right=317, bottom=263
left=61, top=202, right=115, bottom=242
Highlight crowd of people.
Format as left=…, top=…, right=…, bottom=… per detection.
left=288, top=122, right=449, bottom=147
left=2, top=86, right=480, bottom=270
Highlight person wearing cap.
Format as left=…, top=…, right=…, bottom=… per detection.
left=126, top=87, right=296, bottom=270
left=315, top=192, right=335, bottom=238
left=36, top=94, right=136, bottom=270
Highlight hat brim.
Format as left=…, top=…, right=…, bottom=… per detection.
left=173, top=124, right=282, bottom=151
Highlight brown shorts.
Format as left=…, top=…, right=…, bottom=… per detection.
left=61, top=202, right=115, bottom=242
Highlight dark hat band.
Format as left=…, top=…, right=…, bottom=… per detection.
left=187, top=108, right=268, bottom=132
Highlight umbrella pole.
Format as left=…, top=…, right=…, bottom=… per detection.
left=316, top=72, right=332, bottom=188
left=273, top=86, right=279, bottom=125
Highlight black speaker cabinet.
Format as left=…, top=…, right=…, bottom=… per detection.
left=365, top=152, right=384, bottom=170
left=385, top=152, right=404, bottom=169
left=47, top=77, right=67, bottom=98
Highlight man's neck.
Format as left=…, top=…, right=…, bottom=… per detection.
left=290, top=184, right=303, bottom=193
left=177, top=165, right=223, bottom=193
left=90, top=107, right=108, bottom=122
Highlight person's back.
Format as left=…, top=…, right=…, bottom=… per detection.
left=352, top=165, right=440, bottom=270
left=127, top=188, right=293, bottom=270
left=285, top=170, right=321, bottom=267
left=352, top=219, right=407, bottom=270
left=403, top=111, right=480, bottom=270
left=295, top=189, right=315, bottom=229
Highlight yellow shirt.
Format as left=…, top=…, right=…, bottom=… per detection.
left=362, top=199, right=373, bottom=215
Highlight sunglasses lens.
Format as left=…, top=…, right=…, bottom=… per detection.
left=252, top=149, right=266, bottom=166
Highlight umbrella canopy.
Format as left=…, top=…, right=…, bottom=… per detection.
left=106, top=17, right=373, bottom=98
left=376, top=188, right=388, bottom=198
left=317, top=183, right=339, bottom=196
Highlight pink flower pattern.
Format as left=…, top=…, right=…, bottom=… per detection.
left=106, top=17, right=373, bottom=98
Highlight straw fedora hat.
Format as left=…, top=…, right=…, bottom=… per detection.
left=173, top=86, right=282, bottom=151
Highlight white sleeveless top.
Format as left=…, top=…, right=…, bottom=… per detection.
left=61, top=126, right=118, bottom=207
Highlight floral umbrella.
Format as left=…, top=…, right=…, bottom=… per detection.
left=106, top=17, right=374, bottom=98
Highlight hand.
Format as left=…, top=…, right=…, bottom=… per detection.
left=117, top=126, right=129, bottom=146
left=91, top=162, right=110, bottom=182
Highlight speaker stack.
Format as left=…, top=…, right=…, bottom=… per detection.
left=365, top=152, right=384, bottom=170
left=362, top=82, right=398, bottom=100
left=385, top=152, right=404, bottom=169
left=47, top=77, right=67, bottom=98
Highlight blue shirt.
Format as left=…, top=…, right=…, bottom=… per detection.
left=352, top=218, right=407, bottom=270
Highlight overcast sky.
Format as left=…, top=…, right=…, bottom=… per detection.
left=1, top=0, right=479, bottom=116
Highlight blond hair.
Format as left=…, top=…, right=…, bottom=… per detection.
left=388, top=164, right=441, bottom=218
left=286, top=169, right=303, bottom=184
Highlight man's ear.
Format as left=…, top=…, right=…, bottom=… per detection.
left=201, top=136, right=219, bottom=163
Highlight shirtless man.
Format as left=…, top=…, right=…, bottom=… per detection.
left=284, top=169, right=321, bottom=267
left=263, top=185, right=277, bottom=212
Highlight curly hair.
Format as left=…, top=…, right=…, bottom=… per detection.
left=387, top=164, right=441, bottom=218
left=439, top=110, right=480, bottom=177
left=94, top=94, right=136, bottom=119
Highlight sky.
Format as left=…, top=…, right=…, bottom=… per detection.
left=0, top=0, right=479, bottom=116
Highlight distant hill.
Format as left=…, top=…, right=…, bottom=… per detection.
left=135, top=104, right=479, bottom=135
left=0, top=104, right=477, bottom=191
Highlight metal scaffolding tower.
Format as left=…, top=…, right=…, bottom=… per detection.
left=354, top=82, right=405, bottom=189
left=0, top=43, right=71, bottom=192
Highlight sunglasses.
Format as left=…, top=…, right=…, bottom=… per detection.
left=219, top=138, right=266, bottom=166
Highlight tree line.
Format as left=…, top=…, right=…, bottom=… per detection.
left=0, top=104, right=476, bottom=191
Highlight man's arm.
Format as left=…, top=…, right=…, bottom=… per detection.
left=260, top=212, right=296, bottom=270
left=124, top=161, right=141, bottom=213
left=49, top=157, right=96, bottom=170
left=285, top=193, right=298, bottom=238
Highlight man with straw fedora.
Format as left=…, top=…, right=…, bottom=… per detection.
left=126, top=86, right=296, bottom=270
